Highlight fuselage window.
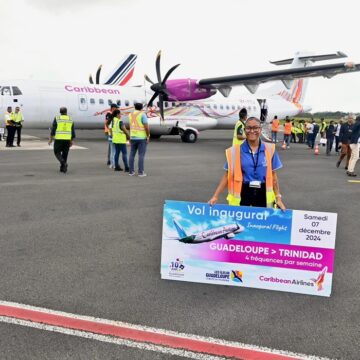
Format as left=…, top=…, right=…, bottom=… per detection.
left=117, top=100, right=121, bottom=106
left=220, top=105, right=223, bottom=110
left=1, top=86, right=11, bottom=95
left=237, top=105, right=241, bottom=110
left=99, top=99, right=104, bottom=105
left=90, top=98, right=95, bottom=104
left=108, top=99, right=113, bottom=106
left=164, top=101, right=168, bottom=108
left=12, top=86, right=22, bottom=95
left=232, top=105, right=235, bottom=110
left=226, top=105, right=229, bottom=110
left=213, top=104, right=217, bottom=109
left=125, top=100, right=130, bottom=106
left=206, top=104, right=211, bottom=109
left=172, top=102, right=175, bottom=107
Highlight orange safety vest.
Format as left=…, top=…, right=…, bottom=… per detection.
left=284, top=122, right=292, bottom=135
left=225, top=143, right=276, bottom=208
left=271, top=119, right=279, bottom=132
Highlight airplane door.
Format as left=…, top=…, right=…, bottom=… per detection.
left=78, top=94, right=88, bottom=111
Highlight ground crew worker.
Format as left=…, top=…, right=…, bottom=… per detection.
left=320, top=118, right=327, bottom=138
left=13, top=106, right=24, bottom=147
left=128, top=102, right=150, bottom=177
left=4, top=106, right=16, bottom=147
left=290, top=121, right=297, bottom=143
left=209, top=117, right=286, bottom=210
left=283, top=118, right=292, bottom=149
left=48, top=107, right=75, bottom=173
left=110, top=109, right=130, bottom=172
left=105, top=104, right=118, bottom=166
left=297, top=120, right=305, bottom=143
left=270, top=116, right=280, bottom=143
left=232, top=108, right=247, bottom=145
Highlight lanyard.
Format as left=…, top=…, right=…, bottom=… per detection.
left=246, top=140, right=261, bottom=174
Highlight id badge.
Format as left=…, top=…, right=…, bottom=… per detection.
left=249, top=180, right=261, bottom=188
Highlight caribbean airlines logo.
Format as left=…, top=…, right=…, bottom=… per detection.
left=231, top=270, right=243, bottom=283
left=310, top=267, right=327, bottom=291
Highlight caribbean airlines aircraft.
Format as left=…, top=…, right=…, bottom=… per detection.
left=172, top=220, right=245, bottom=244
left=1, top=51, right=359, bottom=143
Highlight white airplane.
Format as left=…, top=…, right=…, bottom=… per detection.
left=1, top=51, right=359, bottom=143
left=172, top=220, right=244, bottom=244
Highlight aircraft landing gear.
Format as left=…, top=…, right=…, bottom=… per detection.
left=181, top=129, right=197, bottom=143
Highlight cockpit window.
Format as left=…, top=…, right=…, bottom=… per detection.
left=0, top=86, right=11, bottom=95
left=12, top=86, right=22, bottom=95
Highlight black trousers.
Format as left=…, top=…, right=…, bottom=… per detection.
left=54, top=140, right=71, bottom=166
left=15, top=126, right=22, bottom=145
left=6, top=126, right=16, bottom=146
left=240, top=183, right=267, bottom=207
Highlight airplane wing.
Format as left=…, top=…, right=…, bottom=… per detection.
left=198, top=62, right=360, bottom=94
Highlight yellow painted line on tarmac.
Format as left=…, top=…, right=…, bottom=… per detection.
left=348, top=180, right=360, bottom=183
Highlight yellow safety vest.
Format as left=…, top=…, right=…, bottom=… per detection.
left=13, top=111, right=23, bottom=124
left=55, top=115, right=73, bottom=140
left=225, top=143, right=276, bottom=208
left=112, top=117, right=127, bottom=144
left=320, top=122, right=327, bottom=132
left=232, top=121, right=245, bottom=145
left=5, top=112, right=13, bottom=126
left=129, top=111, right=146, bottom=139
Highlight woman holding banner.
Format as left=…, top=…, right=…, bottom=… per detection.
left=209, top=117, right=286, bottom=210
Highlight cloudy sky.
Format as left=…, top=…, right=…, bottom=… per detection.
left=1, top=0, right=359, bottom=112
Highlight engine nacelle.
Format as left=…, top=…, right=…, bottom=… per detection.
left=165, top=79, right=216, bottom=101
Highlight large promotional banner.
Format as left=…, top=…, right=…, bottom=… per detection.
left=161, top=200, right=337, bottom=297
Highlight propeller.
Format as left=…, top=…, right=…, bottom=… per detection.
left=144, top=51, right=180, bottom=121
left=89, top=65, right=103, bottom=85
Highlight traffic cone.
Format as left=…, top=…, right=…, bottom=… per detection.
left=314, top=144, right=319, bottom=155
left=281, top=141, right=286, bottom=150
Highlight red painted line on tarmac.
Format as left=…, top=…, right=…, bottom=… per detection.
left=0, top=304, right=297, bottom=360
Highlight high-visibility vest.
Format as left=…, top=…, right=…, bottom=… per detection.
left=232, top=121, right=245, bottom=145
left=284, top=122, right=292, bottom=135
left=225, top=143, right=276, bottom=208
left=271, top=119, right=279, bottom=132
left=129, top=111, right=146, bottom=139
left=54, top=115, right=73, bottom=140
left=13, top=111, right=23, bottom=124
left=320, top=122, right=327, bottom=132
left=4, top=111, right=13, bottom=126
left=112, top=117, right=127, bottom=144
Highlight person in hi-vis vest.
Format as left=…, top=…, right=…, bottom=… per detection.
left=4, top=106, right=16, bottom=147
left=128, top=102, right=150, bottom=177
left=109, top=109, right=130, bottom=172
left=48, top=107, right=75, bottom=173
left=13, top=106, right=24, bottom=146
left=209, top=117, right=286, bottom=211
left=232, top=108, right=247, bottom=145
left=270, top=116, right=280, bottom=143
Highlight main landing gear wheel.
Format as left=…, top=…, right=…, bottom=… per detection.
left=181, top=129, right=197, bottom=143
left=150, top=134, right=161, bottom=140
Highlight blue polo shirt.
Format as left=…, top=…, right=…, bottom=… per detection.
left=224, top=141, right=282, bottom=183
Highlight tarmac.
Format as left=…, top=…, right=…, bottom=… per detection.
left=0, top=129, right=359, bottom=360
